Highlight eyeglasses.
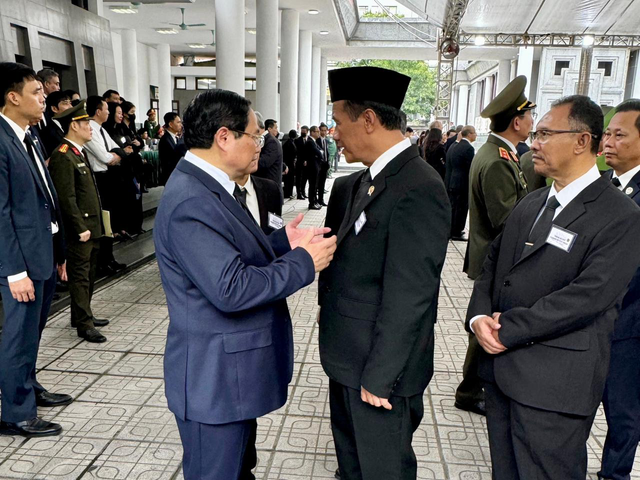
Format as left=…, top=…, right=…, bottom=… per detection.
left=229, top=128, right=264, bottom=148
left=528, top=129, right=596, bottom=143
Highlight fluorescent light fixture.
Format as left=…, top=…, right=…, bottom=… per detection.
left=110, top=5, right=137, bottom=14
left=246, top=29, right=257, bottom=35
left=582, top=35, right=595, bottom=47
left=320, top=30, right=329, bottom=35
left=188, top=44, right=206, bottom=49
left=474, top=35, right=485, bottom=46
left=156, top=28, right=179, bottom=35
left=308, top=9, right=320, bottom=15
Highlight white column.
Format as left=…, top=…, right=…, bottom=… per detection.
left=280, top=9, right=299, bottom=132
left=497, top=59, right=511, bottom=94
left=456, top=84, right=469, bottom=125
left=517, top=47, right=534, bottom=97
left=450, top=89, right=458, bottom=125
left=215, top=0, right=245, bottom=95
left=158, top=44, right=172, bottom=117
left=483, top=75, right=494, bottom=106
left=297, top=31, right=312, bottom=127
left=121, top=29, right=139, bottom=108
left=632, top=53, right=640, bottom=98
left=319, top=56, right=328, bottom=124
left=510, top=59, right=517, bottom=81
left=87, top=0, right=103, bottom=16
left=256, top=0, right=279, bottom=119
left=310, top=46, right=322, bottom=125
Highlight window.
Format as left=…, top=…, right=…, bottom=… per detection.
left=196, top=77, right=216, bottom=90
left=245, top=80, right=256, bottom=91
left=598, top=61, right=613, bottom=77
left=554, top=60, right=570, bottom=76
left=175, top=77, right=186, bottom=90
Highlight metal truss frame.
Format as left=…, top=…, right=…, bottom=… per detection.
left=434, top=52, right=455, bottom=124
left=458, top=33, right=640, bottom=48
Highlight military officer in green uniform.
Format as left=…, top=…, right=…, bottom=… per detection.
left=455, top=76, right=535, bottom=416
left=48, top=102, right=108, bottom=343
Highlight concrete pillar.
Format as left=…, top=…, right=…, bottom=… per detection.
left=497, top=59, right=511, bottom=93
left=510, top=59, right=517, bottom=81
left=310, top=46, right=321, bottom=125
left=256, top=0, right=279, bottom=119
left=280, top=9, right=299, bottom=132
left=517, top=47, right=534, bottom=97
left=87, top=0, right=103, bottom=16
left=297, top=31, right=312, bottom=127
left=577, top=48, right=593, bottom=96
left=456, top=84, right=469, bottom=125
left=319, top=56, right=328, bottom=124
left=158, top=44, right=172, bottom=117
left=483, top=75, right=494, bottom=107
left=121, top=29, right=139, bottom=108
left=632, top=52, right=640, bottom=98
left=215, top=0, right=245, bottom=95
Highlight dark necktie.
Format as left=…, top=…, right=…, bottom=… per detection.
left=612, top=177, right=622, bottom=188
left=233, top=184, right=257, bottom=225
left=521, top=195, right=560, bottom=259
left=100, top=128, right=110, bottom=150
left=352, top=169, right=372, bottom=213
left=23, top=135, right=57, bottom=225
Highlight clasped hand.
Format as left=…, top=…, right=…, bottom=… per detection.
left=474, top=312, right=507, bottom=355
left=285, top=213, right=336, bottom=272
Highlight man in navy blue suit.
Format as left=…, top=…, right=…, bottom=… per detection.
left=154, top=89, right=337, bottom=480
left=599, top=99, right=640, bottom=480
left=0, top=63, right=73, bottom=438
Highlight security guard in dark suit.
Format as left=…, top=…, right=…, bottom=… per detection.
left=456, top=76, right=535, bottom=417
left=48, top=102, right=108, bottom=343
left=319, top=67, right=450, bottom=480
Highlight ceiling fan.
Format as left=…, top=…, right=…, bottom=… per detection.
left=167, top=7, right=206, bottom=30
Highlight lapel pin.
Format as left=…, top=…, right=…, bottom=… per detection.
left=626, top=187, right=633, bottom=195
left=368, top=186, right=375, bottom=196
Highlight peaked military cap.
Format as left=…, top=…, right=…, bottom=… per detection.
left=54, top=100, right=89, bottom=132
left=481, top=75, right=536, bottom=131
left=328, top=66, right=411, bottom=110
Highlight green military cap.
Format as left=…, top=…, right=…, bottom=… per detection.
left=54, top=100, right=89, bottom=132
left=481, top=75, right=536, bottom=132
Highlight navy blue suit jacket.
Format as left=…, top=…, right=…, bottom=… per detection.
left=0, top=116, right=64, bottom=282
left=154, top=159, right=315, bottom=425
left=611, top=169, right=640, bottom=340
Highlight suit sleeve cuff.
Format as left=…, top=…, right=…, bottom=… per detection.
left=8, top=271, right=28, bottom=283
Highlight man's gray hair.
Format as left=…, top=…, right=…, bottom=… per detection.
left=254, top=111, right=265, bottom=130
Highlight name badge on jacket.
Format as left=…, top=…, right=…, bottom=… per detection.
left=268, top=212, right=284, bottom=230
left=546, top=225, right=578, bottom=252
left=355, top=211, right=367, bottom=235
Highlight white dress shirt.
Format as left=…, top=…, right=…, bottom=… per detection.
left=612, top=164, right=640, bottom=191
left=183, top=150, right=236, bottom=198
left=84, top=120, right=117, bottom=172
left=239, top=176, right=261, bottom=226
left=1, top=113, right=59, bottom=282
left=470, top=164, right=601, bottom=332
left=490, top=132, right=517, bottom=154
left=369, top=138, right=412, bottom=179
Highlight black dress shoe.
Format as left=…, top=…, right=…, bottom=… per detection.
left=120, top=231, right=135, bottom=241
left=92, top=317, right=110, bottom=327
left=0, top=418, right=62, bottom=438
left=108, top=260, right=127, bottom=271
left=454, top=400, right=486, bottom=416
left=335, top=468, right=341, bottom=479
left=78, top=328, right=107, bottom=343
left=451, top=234, right=468, bottom=242
left=296, top=196, right=305, bottom=200
left=319, top=202, right=328, bottom=207
left=35, top=391, right=73, bottom=407
left=308, top=204, right=322, bottom=210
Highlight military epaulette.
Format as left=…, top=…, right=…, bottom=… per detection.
left=509, top=151, right=519, bottom=163
left=58, top=144, right=69, bottom=154
left=71, top=146, right=81, bottom=156
left=498, top=147, right=510, bottom=160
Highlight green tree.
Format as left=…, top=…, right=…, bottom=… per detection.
left=334, top=59, right=436, bottom=119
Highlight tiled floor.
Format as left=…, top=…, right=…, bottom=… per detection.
left=1, top=174, right=638, bottom=479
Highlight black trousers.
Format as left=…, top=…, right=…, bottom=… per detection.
left=448, top=189, right=469, bottom=237
left=67, top=238, right=100, bottom=333
left=455, top=334, right=484, bottom=406
left=317, top=161, right=329, bottom=204
left=329, top=380, right=424, bottom=480
left=283, top=167, right=295, bottom=198
left=296, top=160, right=308, bottom=198
left=600, top=337, right=640, bottom=480
left=306, top=162, right=320, bottom=207
left=0, top=267, right=56, bottom=422
left=484, top=382, right=596, bottom=480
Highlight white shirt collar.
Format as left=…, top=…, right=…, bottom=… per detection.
left=89, top=119, right=102, bottom=131
left=548, top=164, right=601, bottom=209
left=183, top=150, right=236, bottom=197
left=0, top=113, right=27, bottom=144
left=612, top=164, right=640, bottom=191
left=241, top=175, right=256, bottom=196
left=168, top=130, right=178, bottom=143
left=66, top=138, right=84, bottom=153
left=369, top=138, right=412, bottom=180
left=461, top=138, right=472, bottom=144
left=490, top=132, right=517, bottom=154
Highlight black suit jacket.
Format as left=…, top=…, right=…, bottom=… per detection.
left=467, top=175, right=640, bottom=415
left=159, top=133, right=187, bottom=186
left=444, top=140, right=474, bottom=193
left=316, top=137, right=328, bottom=163
left=255, top=133, right=283, bottom=191
left=608, top=169, right=640, bottom=340
left=41, top=120, right=65, bottom=158
left=318, top=145, right=451, bottom=398
left=305, top=136, right=323, bottom=170
left=294, top=136, right=308, bottom=163
left=252, top=176, right=283, bottom=236
left=282, top=138, right=296, bottom=171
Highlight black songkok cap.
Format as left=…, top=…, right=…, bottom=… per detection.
left=328, top=66, right=411, bottom=110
